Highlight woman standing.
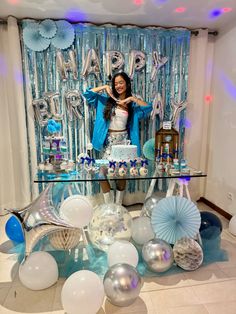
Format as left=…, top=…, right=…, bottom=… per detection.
left=83, top=72, right=152, bottom=204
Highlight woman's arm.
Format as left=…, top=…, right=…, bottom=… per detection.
left=117, top=96, right=147, bottom=107
left=91, top=85, right=114, bottom=98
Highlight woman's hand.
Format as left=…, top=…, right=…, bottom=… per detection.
left=117, top=96, right=133, bottom=106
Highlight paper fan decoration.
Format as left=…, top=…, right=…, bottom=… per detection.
left=39, top=19, right=57, bottom=39
left=143, top=138, right=155, bottom=160
left=23, top=22, right=50, bottom=52
left=51, top=20, right=75, bottom=50
left=151, top=196, right=201, bottom=244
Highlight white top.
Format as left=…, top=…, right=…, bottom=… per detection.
left=109, top=107, right=128, bottom=130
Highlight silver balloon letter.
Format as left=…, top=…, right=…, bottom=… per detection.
left=65, top=90, right=84, bottom=121
left=56, top=50, right=78, bottom=81
left=106, top=51, right=124, bottom=80
left=150, top=52, right=168, bottom=82
left=43, top=92, right=63, bottom=121
left=128, top=50, right=146, bottom=79
left=32, top=98, right=51, bottom=126
left=81, top=49, right=101, bottom=80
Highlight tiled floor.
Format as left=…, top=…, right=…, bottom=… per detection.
left=1, top=202, right=236, bottom=314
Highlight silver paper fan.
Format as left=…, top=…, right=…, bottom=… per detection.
left=151, top=196, right=201, bottom=244
left=51, top=20, right=75, bottom=50
left=23, top=22, right=50, bottom=52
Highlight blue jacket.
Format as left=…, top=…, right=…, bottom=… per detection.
left=83, top=88, right=153, bottom=156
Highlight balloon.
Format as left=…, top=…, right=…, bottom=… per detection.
left=43, top=91, right=63, bottom=121
left=59, top=195, right=93, bottom=228
left=141, top=195, right=163, bottom=217
left=142, top=238, right=174, bottom=273
left=56, top=49, right=78, bottom=81
left=5, top=216, right=24, bottom=243
left=19, top=251, right=58, bottom=290
left=229, top=215, right=236, bottom=236
left=7, top=184, right=77, bottom=260
left=199, top=211, right=222, bottom=240
left=88, top=203, right=132, bottom=252
left=131, top=216, right=155, bottom=245
left=61, top=270, right=104, bottom=314
left=65, top=90, right=84, bottom=121
left=128, top=50, right=146, bottom=79
left=32, top=98, right=51, bottom=126
left=81, top=48, right=101, bottom=80
left=49, top=228, right=81, bottom=250
left=173, top=237, right=203, bottom=271
left=150, top=52, right=168, bottom=82
left=105, top=51, right=124, bottom=80
left=170, top=98, right=187, bottom=128
left=104, top=263, right=142, bottom=307
left=107, top=240, right=139, bottom=267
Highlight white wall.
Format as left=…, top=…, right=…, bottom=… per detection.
left=205, top=24, right=236, bottom=215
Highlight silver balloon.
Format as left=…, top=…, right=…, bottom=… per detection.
left=150, top=52, right=168, bottom=82
left=65, top=89, right=84, bottom=121
left=142, top=238, right=174, bottom=273
left=106, top=51, right=124, bottom=79
left=103, top=263, right=142, bottom=307
left=7, top=184, right=77, bottom=261
left=173, top=237, right=203, bottom=271
left=141, top=195, right=163, bottom=217
left=56, top=49, right=78, bottom=81
left=128, top=50, right=146, bottom=79
left=32, top=98, right=51, bottom=126
left=43, top=91, right=63, bottom=121
left=170, top=98, right=187, bottom=128
left=49, top=228, right=82, bottom=250
left=88, top=203, right=132, bottom=252
left=81, top=48, right=101, bottom=80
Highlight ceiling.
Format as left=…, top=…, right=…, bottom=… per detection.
left=1, top=0, right=236, bottom=31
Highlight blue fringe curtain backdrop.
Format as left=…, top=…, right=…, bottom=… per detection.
left=20, top=20, right=190, bottom=195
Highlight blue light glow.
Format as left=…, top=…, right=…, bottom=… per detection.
left=220, top=73, right=236, bottom=100
left=0, top=55, right=7, bottom=76
left=209, top=8, right=222, bottom=19
left=64, top=8, right=87, bottom=22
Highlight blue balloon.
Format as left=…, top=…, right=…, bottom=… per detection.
left=200, top=211, right=222, bottom=240
left=5, top=216, right=24, bottom=243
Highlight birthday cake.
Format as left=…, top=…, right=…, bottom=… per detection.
left=110, top=145, right=137, bottom=161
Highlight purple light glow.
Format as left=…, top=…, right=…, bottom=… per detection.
left=0, top=55, right=7, bottom=76
left=184, top=119, right=192, bottom=129
left=209, top=8, right=222, bottom=19
left=220, top=73, right=236, bottom=100
left=14, top=69, right=24, bottom=84
left=64, top=8, right=87, bottom=22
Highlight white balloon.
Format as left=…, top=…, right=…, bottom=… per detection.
left=229, top=215, right=236, bottom=236
left=19, top=251, right=58, bottom=290
left=131, top=216, right=155, bottom=245
left=60, top=195, right=93, bottom=228
left=61, top=270, right=104, bottom=314
left=107, top=240, right=139, bottom=267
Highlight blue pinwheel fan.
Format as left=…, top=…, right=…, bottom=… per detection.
left=151, top=196, right=201, bottom=244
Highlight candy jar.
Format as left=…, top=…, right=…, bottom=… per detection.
left=129, top=159, right=138, bottom=176
left=118, top=161, right=127, bottom=177
left=139, top=159, right=148, bottom=177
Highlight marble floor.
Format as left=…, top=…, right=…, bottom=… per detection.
left=1, top=202, right=236, bottom=314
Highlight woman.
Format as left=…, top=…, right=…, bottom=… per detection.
left=83, top=72, right=152, bottom=204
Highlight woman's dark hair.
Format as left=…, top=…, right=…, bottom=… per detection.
left=104, top=72, right=133, bottom=122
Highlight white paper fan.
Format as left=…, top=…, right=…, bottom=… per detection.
left=151, top=196, right=201, bottom=244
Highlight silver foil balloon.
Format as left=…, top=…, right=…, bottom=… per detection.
left=43, top=91, right=63, bottom=121
left=142, top=238, right=174, bottom=273
left=173, top=237, right=203, bottom=271
left=88, top=203, right=132, bottom=252
left=128, top=50, right=146, bottom=79
left=141, top=195, right=163, bottom=218
left=65, top=89, right=84, bottom=121
left=81, top=48, right=101, bottom=80
left=56, top=49, right=78, bottom=81
left=32, top=98, right=51, bottom=126
left=105, top=51, right=124, bottom=79
left=170, top=98, right=187, bottom=128
left=103, top=263, right=142, bottom=307
left=7, top=184, right=77, bottom=261
left=150, top=52, right=168, bottom=82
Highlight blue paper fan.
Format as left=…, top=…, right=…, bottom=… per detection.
left=151, top=196, right=201, bottom=244
left=23, top=22, right=50, bottom=52
left=51, top=20, right=75, bottom=50
left=39, top=19, right=57, bottom=39
left=143, top=138, right=155, bottom=161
